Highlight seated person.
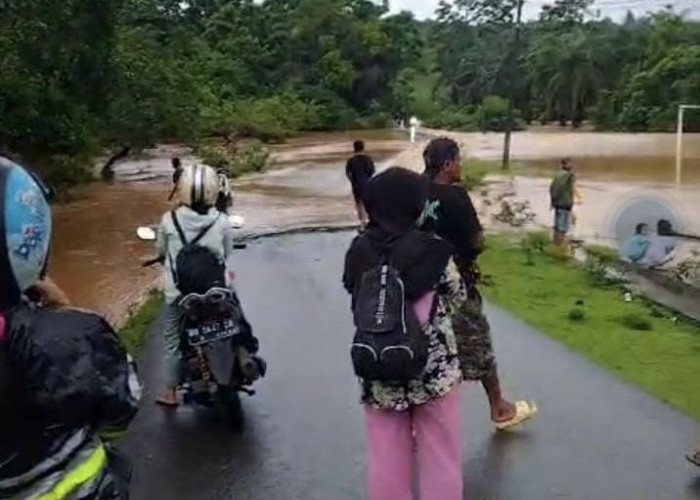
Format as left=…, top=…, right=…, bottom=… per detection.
left=640, top=219, right=677, bottom=268
left=622, top=223, right=650, bottom=263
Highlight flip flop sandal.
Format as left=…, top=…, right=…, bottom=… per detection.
left=495, top=400, right=539, bottom=431
left=155, top=397, right=180, bottom=408
left=686, top=452, right=700, bottom=467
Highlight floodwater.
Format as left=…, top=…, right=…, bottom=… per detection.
left=49, top=131, right=404, bottom=324
left=49, top=128, right=700, bottom=324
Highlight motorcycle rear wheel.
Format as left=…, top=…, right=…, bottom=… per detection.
left=218, top=385, right=244, bottom=432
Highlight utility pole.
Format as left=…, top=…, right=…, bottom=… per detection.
left=502, top=0, right=525, bottom=170
left=675, top=104, right=700, bottom=188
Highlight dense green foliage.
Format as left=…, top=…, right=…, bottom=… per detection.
left=418, top=1, right=700, bottom=132
left=1, top=0, right=699, bottom=187
left=0, top=0, right=421, bottom=184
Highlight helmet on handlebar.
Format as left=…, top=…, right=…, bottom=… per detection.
left=0, top=156, right=53, bottom=308
left=177, top=164, right=219, bottom=214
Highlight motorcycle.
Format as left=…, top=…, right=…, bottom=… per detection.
left=136, top=214, right=265, bottom=431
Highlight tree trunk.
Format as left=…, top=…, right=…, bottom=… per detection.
left=100, top=146, right=131, bottom=179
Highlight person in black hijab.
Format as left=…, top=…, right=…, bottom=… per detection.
left=344, top=167, right=452, bottom=299
left=343, top=167, right=466, bottom=500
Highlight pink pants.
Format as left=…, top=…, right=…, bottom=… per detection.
left=365, top=388, right=463, bottom=500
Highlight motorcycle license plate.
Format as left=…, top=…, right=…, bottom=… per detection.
left=186, top=319, right=240, bottom=346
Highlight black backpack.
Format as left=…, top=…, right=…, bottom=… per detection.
left=350, top=254, right=429, bottom=382
left=170, top=211, right=225, bottom=295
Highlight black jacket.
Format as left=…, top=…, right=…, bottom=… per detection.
left=0, top=305, right=140, bottom=499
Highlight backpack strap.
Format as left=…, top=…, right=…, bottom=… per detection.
left=191, top=215, right=220, bottom=246
left=170, top=211, right=220, bottom=246
left=171, top=211, right=188, bottom=246
left=168, top=211, right=220, bottom=288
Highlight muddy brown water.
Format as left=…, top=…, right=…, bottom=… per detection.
left=48, top=129, right=700, bottom=324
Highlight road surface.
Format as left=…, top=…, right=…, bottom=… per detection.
left=121, top=232, right=700, bottom=500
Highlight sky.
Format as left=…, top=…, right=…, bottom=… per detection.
left=387, top=0, right=699, bottom=21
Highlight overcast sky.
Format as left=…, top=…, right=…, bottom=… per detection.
left=387, top=0, right=699, bottom=21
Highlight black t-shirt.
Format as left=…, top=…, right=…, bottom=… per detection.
left=345, top=154, right=376, bottom=190
left=420, top=182, right=483, bottom=272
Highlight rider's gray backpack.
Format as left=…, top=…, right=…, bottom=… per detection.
left=350, top=259, right=428, bottom=382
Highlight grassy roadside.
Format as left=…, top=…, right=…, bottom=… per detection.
left=119, top=291, right=162, bottom=354
left=480, top=235, right=700, bottom=420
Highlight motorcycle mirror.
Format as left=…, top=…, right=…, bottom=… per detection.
left=229, top=214, right=245, bottom=229
left=137, top=226, right=157, bottom=241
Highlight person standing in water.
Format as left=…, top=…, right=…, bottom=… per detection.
left=419, top=137, right=538, bottom=430
left=168, top=157, right=183, bottom=201
left=345, top=140, right=376, bottom=229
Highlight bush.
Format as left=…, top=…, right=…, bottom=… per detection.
left=43, top=154, right=94, bottom=200
left=618, top=313, right=653, bottom=331
left=426, top=110, right=479, bottom=131
left=568, top=307, right=586, bottom=321
left=353, top=112, right=392, bottom=129
left=197, top=141, right=270, bottom=178
left=492, top=199, right=536, bottom=228
left=476, top=95, right=525, bottom=132
left=521, top=231, right=550, bottom=257
left=584, top=246, right=623, bottom=287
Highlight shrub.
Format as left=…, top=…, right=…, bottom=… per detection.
left=493, top=199, right=536, bottom=228
left=568, top=307, right=586, bottom=321
left=197, top=141, right=270, bottom=178
left=618, top=313, right=653, bottom=331
left=43, top=154, right=94, bottom=200
left=476, top=95, right=526, bottom=132
left=423, top=107, right=479, bottom=131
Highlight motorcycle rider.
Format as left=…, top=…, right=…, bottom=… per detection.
left=0, top=156, right=140, bottom=499
left=155, top=163, right=237, bottom=407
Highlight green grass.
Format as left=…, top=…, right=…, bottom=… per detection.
left=119, top=290, right=162, bottom=354
left=480, top=235, right=700, bottom=420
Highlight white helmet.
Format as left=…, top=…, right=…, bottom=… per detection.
left=177, top=164, right=219, bottom=210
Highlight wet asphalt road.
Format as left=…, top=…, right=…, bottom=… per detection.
left=121, top=232, right=700, bottom=500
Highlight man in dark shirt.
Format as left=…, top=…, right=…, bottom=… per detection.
left=419, top=137, right=537, bottom=429
left=345, top=140, right=376, bottom=228
left=168, top=157, right=182, bottom=201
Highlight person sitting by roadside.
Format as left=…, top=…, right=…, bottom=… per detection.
left=549, top=158, right=576, bottom=247
left=419, top=137, right=538, bottom=430
left=155, top=163, right=236, bottom=407
left=0, top=156, right=140, bottom=500
left=640, top=219, right=677, bottom=268
left=343, top=167, right=465, bottom=500
left=345, top=140, right=376, bottom=229
left=623, top=223, right=651, bottom=263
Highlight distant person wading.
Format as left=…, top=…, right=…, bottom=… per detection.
left=345, top=140, right=376, bottom=229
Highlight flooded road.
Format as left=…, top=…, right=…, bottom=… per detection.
left=49, top=128, right=699, bottom=324
left=50, top=131, right=404, bottom=324
left=122, top=232, right=700, bottom=500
